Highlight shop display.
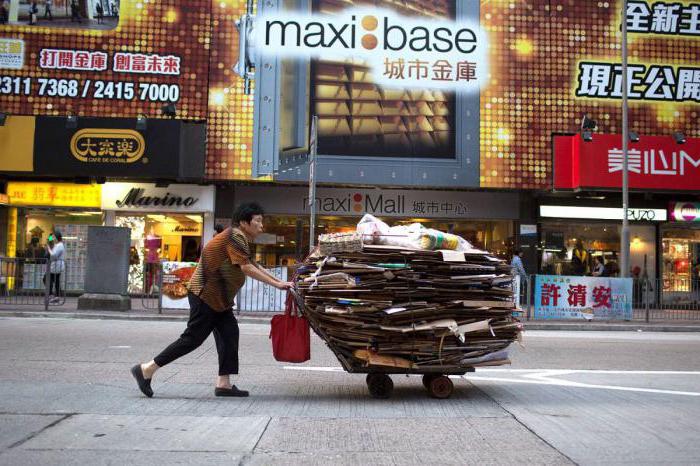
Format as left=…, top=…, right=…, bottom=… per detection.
left=294, top=217, right=521, bottom=398
left=662, top=239, right=696, bottom=292
left=161, top=262, right=198, bottom=309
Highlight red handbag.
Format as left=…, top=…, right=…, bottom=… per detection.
left=270, top=291, right=310, bottom=363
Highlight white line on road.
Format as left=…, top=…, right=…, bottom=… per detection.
left=282, top=366, right=700, bottom=397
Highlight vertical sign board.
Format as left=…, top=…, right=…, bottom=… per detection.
left=534, top=275, right=633, bottom=321
left=85, top=226, right=131, bottom=295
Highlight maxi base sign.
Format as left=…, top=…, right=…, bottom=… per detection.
left=534, top=275, right=633, bottom=320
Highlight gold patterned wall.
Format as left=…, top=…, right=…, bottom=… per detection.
left=205, top=0, right=256, bottom=180
left=0, top=1, right=211, bottom=119
left=3, top=0, right=699, bottom=187
left=480, top=0, right=700, bottom=189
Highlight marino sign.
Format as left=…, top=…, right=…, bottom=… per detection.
left=102, top=183, right=215, bottom=213
left=115, top=189, right=198, bottom=208
left=257, top=7, right=487, bottom=90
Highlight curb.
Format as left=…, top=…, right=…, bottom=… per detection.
left=2, top=310, right=700, bottom=332
left=0, top=310, right=272, bottom=324
left=522, top=322, right=700, bottom=332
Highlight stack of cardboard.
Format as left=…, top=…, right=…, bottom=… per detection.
left=295, top=244, right=522, bottom=373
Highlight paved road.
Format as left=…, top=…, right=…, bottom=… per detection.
left=0, top=317, right=698, bottom=465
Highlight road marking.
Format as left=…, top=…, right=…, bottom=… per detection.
left=108, top=346, right=131, bottom=349
left=282, top=366, right=700, bottom=397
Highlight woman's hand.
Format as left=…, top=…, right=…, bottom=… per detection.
left=276, top=281, right=293, bottom=290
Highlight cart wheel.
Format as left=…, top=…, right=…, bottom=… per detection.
left=422, top=374, right=438, bottom=389
left=427, top=375, right=454, bottom=399
left=366, top=373, right=393, bottom=399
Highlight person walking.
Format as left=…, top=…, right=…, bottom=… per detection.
left=511, top=250, right=527, bottom=278
left=44, top=0, right=52, bottom=20
left=131, top=202, right=293, bottom=398
left=95, top=1, right=103, bottom=24
left=28, top=0, right=39, bottom=25
left=70, top=0, right=81, bottom=22
left=45, top=231, right=65, bottom=304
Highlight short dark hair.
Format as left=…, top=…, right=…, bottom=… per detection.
left=214, top=223, right=225, bottom=234
left=514, top=250, right=522, bottom=256
left=54, top=230, right=62, bottom=241
left=232, top=202, right=264, bottom=225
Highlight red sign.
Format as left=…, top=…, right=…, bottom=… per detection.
left=554, top=134, right=700, bottom=191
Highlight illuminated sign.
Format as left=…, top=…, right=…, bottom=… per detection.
left=257, top=8, right=487, bottom=90
left=540, top=205, right=667, bottom=222
left=669, top=202, right=700, bottom=222
left=70, top=129, right=146, bottom=164
left=6, top=182, right=102, bottom=208
left=0, top=38, right=24, bottom=69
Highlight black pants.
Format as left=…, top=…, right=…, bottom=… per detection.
left=154, top=293, right=239, bottom=375
left=50, top=273, right=61, bottom=296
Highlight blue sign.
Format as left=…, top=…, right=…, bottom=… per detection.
left=534, top=275, right=633, bottom=320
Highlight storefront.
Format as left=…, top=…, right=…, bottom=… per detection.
left=3, top=181, right=103, bottom=291
left=662, top=202, right=700, bottom=297
left=538, top=204, right=665, bottom=281
left=102, top=183, right=215, bottom=293
left=224, top=185, right=520, bottom=267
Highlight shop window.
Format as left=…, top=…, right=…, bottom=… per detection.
left=10, top=0, right=120, bottom=30
left=117, top=213, right=204, bottom=294
left=540, top=223, right=621, bottom=276
left=662, top=229, right=700, bottom=293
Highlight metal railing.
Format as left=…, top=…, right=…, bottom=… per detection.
left=0, top=256, right=67, bottom=310
left=138, top=262, right=288, bottom=314
left=516, top=274, right=700, bottom=322
left=140, top=262, right=163, bottom=313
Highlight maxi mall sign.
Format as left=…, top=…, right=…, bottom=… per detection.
left=235, top=186, right=519, bottom=219
left=256, top=7, right=487, bottom=90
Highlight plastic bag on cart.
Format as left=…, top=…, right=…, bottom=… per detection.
left=270, top=290, right=310, bottom=363
left=356, top=214, right=390, bottom=244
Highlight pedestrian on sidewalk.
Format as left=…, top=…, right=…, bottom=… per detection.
left=95, top=1, right=103, bottom=24
left=44, top=0, right=52, bottom=20
left=70, top=0, right=81, bottom=22
left=131, top=202, right=293, bottom=398
left=28, top=0, right=39, bottom=25
left=45, top=231, right=65, bottom=304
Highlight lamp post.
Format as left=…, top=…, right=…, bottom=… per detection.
left=308, top=115, right=318, bottom=252
left=620, top=0, right=630, bottom=278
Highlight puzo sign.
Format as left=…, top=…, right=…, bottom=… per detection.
left=256, top=7, right=488, bottom=91
left=101, top=183, right=215, bottom=213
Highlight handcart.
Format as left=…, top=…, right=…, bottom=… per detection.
left=289, top=287, right=493, bottom=400
left=292, top=230, right=520, bottom=400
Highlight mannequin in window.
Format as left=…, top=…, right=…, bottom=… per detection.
left=144, top=227, right=162, bottom=292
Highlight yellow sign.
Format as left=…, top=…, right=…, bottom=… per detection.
left=70, top=129, right=146, bottom=164
left=0, top=116, right=34, bottom=172
left=6, top=182, right=102, bottom=208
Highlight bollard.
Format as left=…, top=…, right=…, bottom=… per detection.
left=526, top=275, right=532, bottom=320
left=157, top=261, right=163, bottom=315
left=44, top=259, right=51, bottom=311
left=644, top=278, right=650, bottom=323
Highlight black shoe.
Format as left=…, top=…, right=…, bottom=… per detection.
left=214, top=385, right=249, bottom=397
left=130, top=364, right=153, bottom=398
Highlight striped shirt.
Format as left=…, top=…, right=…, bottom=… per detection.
left=187, top=227, right=251, bottom=311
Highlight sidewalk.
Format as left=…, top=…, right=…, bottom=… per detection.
left=2, top=297, right=700, bottom=331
